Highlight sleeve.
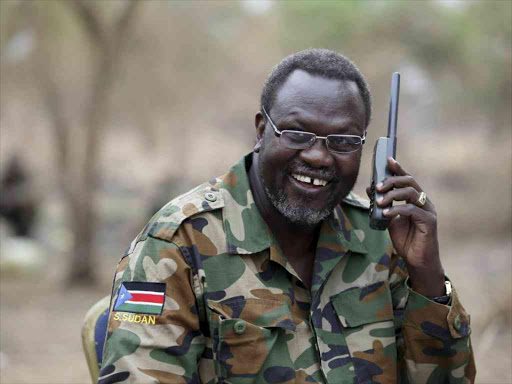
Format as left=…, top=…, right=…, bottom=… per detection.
left=98, top=235, right=205, bottom=384
left=388, top=253, right=476, bottom=384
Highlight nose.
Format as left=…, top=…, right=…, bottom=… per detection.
left=299, top=138, right=334, bottom=168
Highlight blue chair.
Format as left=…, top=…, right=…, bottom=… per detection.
left=81, top=295, right=111, bottom=383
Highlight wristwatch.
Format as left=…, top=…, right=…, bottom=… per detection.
left=430, top=280, right=452, bottom=305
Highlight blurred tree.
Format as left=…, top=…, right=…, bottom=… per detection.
left=278, top=0, right=511, bottom=133
left=5, top=0, right=140, bottom=284
left=1, top=0, right=509, bottom=279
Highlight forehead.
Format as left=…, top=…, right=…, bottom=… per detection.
left=273, top=70, right=366, bottom=126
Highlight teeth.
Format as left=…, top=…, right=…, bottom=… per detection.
left=313, top=178, right=327, bottom=186
left=292, top=174, right=327, bottom=186
left=292, top=174, right=311, bottom=183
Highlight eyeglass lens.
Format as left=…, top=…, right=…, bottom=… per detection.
left=280, top=131, right=361, bottom=153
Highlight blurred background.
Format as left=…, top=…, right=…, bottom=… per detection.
left=0, top=1, right=510, bottom=383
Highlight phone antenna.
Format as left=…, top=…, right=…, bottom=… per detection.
left=387, top=72, right=400, bottom=139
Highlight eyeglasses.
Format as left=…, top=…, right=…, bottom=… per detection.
left=262, top=107, right=366, bottom=154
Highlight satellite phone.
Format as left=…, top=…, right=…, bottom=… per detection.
left=369, top=72, right=400, bottom=230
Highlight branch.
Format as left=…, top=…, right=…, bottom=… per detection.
left=24, top=1, right=72, bottom=198
left=65, top=0, right=106, bottom=50
left=80, top=0, right=141, bottom=183
left=111, top=1, right=140, bottom=57
left=38, top=67, right=72, bottom=197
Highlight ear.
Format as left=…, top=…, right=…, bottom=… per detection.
left=254, top=111, right=265, bottom=153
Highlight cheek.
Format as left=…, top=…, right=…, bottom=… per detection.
left=260, top=150, right=299, bottom=188
left=260, top=140, right=296, bottom=168
left=336, top=155, right=361, bottom=179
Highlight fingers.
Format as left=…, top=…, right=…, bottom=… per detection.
left=376, top=186, right=420, bottom=207
left=375, top=157, right=435, bottom=212
left=383, top=203, right=436, bottom=228
left=376, top=175, right=418, bottom=192
left=376, top=158, right=421, bottom=193
left=387, top=156, right=409, bottom=177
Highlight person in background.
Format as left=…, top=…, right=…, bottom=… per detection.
left=0, top=155, right=37, bottom=238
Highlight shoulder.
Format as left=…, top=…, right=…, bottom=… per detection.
left=342, top=191, right=370, bottom=210
left=340, top=191, right=392, bottom=258
left=340, top=191, right=372, bottom=229
left=126, top=178, right=226, bottom=254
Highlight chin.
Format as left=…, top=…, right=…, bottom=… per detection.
left=264, top=185, right=336, bottom=227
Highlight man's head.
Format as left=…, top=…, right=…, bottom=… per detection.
left=253, top=49, right=370, bottom=228
left=260, top=48, right=372, bottom=128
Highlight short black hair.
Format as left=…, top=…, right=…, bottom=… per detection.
left=260, top=48, right=372, bottom=127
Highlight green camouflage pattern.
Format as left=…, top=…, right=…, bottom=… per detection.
left=99, top=154, right=476, bottom=384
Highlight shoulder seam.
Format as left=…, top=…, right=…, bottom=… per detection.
left=147, top=233, right=178, bottom=245
left=143, top=186, right=225, bottom=241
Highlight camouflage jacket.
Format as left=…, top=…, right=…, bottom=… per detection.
left=99, top=154, right=475, bottom=384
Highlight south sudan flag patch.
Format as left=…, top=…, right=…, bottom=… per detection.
left=114, top=282, right=166, bottom=315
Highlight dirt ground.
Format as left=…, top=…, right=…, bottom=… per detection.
left=0, top=237, right=511, bottom=384
left=0, top=267, right=112, bottom=384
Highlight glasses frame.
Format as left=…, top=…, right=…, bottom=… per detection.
left=262, top=107, right=366, bottom=154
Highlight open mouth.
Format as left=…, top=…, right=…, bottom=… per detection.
left=291, top=173, right=329, bottom=187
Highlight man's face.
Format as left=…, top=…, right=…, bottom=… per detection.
left=256, top=70, right=367, bottom=227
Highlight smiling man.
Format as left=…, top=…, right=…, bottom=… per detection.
left=99, top=49, right=475, bottom=384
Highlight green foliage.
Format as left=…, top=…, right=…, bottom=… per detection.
left=278, top=0, right=511, bottom=132
left=278, top=1, right=371, bottom=50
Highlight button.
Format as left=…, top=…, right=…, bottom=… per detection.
left=454, top=315, right=462, bottom=331
left=205, top=192, right=217, bottom=202
left=234, top=320, right=246, bottom=335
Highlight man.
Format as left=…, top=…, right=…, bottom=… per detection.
left=0, top=155, right=38, bottom=237
left=99, top=49, right=475, bottom=384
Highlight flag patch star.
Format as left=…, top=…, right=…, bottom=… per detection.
left=113, top=282, right=166, bottom=315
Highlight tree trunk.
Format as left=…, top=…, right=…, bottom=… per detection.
left=66, top=1, right=139, bottom=285
left=31, top=0, right=139, bottom=285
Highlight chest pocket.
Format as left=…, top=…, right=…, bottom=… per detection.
left=331, top=280, right=397, bottom=384
left=207, top=298, right=295, bottom=383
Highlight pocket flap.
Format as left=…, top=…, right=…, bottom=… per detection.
left=332, top=280, right=393, bottom=328
left=207, top=298, right=296, bottom=331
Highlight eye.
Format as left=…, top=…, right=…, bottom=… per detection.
left=291, top=130, right=309, bottom=137
left=327, top=135, right=362, bottom=153
left=287, top=131, right=312, bottom=142
left=280, top=130, right=315, bottom=149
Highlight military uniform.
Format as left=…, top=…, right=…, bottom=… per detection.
left=99, top=154, right=475, bottom=384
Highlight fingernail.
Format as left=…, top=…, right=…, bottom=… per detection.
left=383, top=208, right=389, bottom=215
left=376, top=182, right=383, bottom=189
left=377, top=196, right=383, bottom=203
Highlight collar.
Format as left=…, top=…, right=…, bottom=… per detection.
left=219, top=153, right=367, bottom=256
